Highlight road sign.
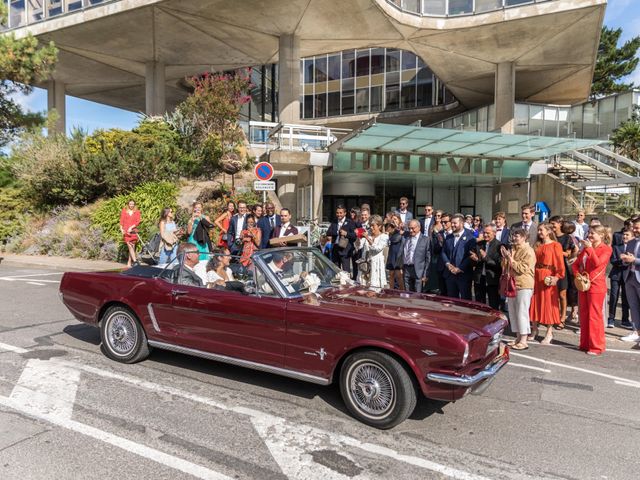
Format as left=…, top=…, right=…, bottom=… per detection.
left=254, top=181, right=276, bottom=191
left=254, top=161, right=274, bottom=181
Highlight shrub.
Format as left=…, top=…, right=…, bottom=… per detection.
left=0, top=186, right=30, bottom=243
left=91, top=181, right=179, bottom=248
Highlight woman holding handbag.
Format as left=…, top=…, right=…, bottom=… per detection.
left=572, top=225, right=612, bottom=356
left=158, top=207, right=180, bottom=264
left=500, top=228, right=536, bottom=350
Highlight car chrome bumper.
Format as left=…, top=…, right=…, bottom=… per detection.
left=426, top=350, right=509, bottom=388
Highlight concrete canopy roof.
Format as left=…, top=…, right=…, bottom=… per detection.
left=11, top=0, right=606, bottom=113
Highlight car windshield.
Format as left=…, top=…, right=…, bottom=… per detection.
left=254, top=248, right=353, bottom=296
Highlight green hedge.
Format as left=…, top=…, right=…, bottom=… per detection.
left=91, top=182, right=179, bottom=246
left=0, top=186, right=29, bottom=242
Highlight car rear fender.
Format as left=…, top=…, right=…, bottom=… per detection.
left=97, top=299, right=142, bottom=325
left=330, top=340, right=422, bottom=388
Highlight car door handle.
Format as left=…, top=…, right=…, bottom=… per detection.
left=171, top=289, right=189, bottom=297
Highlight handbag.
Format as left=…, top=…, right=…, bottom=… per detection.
left=337, top=236, right=349, bottom=249
left=221, top=233, right=229, bottom=243
left=499, top=271, right=517, bottom=298
left=574, top=267, right=605, bottom=292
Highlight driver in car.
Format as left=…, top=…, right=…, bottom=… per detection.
left=266, top=252, right=308, bottom=293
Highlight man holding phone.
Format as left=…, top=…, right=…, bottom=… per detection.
left=620, top=217, right=640, bottom=343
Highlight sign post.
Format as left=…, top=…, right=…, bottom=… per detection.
left=254, top=161, right=275, bottom=205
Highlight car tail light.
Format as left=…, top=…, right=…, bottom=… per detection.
left=486, top=330, right=503, bottom=356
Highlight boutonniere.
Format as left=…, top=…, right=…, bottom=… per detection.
left=462, top=236, right=467, bottom=241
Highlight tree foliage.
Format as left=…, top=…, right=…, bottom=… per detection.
left=0, top=3, right=58, bottom=147
left=610, top=105, right=640, bottom=161
left=591, top=26, right=640, bottom=98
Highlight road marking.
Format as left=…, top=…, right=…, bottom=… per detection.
left=10, top=359, right=80, bottom=418
left=606, top=348, right=640, bottom=355
left=0, top=341, right=496, bottom=480
left=510, top=352, right=640, bottom=387
left=507, top=362, right=551, bottom=373
left=0, top=278, right=60, bottom=283
left=0, top=272, right=64, bottom=278
left=614, top=380, right=640, bottom=388
left=26, top=282, right=46, bottom=286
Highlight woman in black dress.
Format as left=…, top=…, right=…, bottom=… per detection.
left=385, top=222, right=403, bottom=290
left=549, top=216, right=578, bottom=328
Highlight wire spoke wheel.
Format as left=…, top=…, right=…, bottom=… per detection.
left=105, top=312, right=138, bottom=356
left=348, top=360, right=396, bottom=418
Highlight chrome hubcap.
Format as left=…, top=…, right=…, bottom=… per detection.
left=349, top=361, right=395, bottom=418
left=107, top=313, right=137, bottom=356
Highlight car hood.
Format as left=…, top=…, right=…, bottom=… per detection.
left=314, top=286, right=504, bottom=336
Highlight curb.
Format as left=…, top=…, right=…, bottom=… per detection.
left=0, top=254, right=123, bottom=272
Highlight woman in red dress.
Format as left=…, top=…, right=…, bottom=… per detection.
left=572, top=225, right=612, bottom=355
left=119, top=199, right=141, bottom=268
left=214, top=200, right=236, bottom=248
left=239, top=214, right=261, bottom=267
left=529, top=223, right=565, bottom=345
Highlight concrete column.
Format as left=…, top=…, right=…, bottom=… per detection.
left=495, top=62, right=515, bottom=134
left=278, top=34, right=300, bottom=124
left=145, top=61, right=166, bottom=116
left=313, top=166, right=323, bottom=221
left=47, top=80, right=65, bottom=135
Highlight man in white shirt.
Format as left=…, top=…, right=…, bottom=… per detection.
left=492, top=211, right=510, bottom=245
left=228, top=201, right=248, bottom=254
left=573, top=210, right=589, bottom=241
left=420, top=204, right=434, bottom=236
left=270, top=208, right=299, bottom=247
left=395, top=197, right=413, bottom=225
left=510, top=204, right=538, bottom=247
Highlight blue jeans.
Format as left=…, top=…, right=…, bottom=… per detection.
left=159, top=245, right=177, bottom=265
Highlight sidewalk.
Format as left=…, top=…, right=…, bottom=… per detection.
left=0, top=253, right=123, bottom=272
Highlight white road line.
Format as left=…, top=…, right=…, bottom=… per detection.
left=0, top=272, right=64, bottom=278
left=0, top=342, right=28, bottom=354
left=10, top=359, right=80, bottom=419
left=0, top=278, right=60, bottom=283
left=510, top=352, right=640, bottom=387
left=507, top=362, right=551, bottom=373
left=0, top=341, right=496, bottom=480
left=26, top=282, right=46, bottom=286
left=606, top=348, right=640, bottom=355
left=614, top=381, right=640, bottom=388
left=0, top=396, right=234, bottom=480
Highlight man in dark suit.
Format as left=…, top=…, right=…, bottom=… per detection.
left=608, top=228, right=632, bottom=328
left=258, top=202, right=281, bottom=249
left=433, top=213, right=452, bottom=296
left=419, top=204, right=435, bottom=237
left=269, top=208, right=299, bottom=246
left=470, top=224, right=502, bottom=310
left=326, top=205, right=357, bottom=273
left=510, top=203, right=538, bottom=247
left=493, top=211, right=510, bottom=245
left=441, top=214, right=476, bottom=300
left=227, top=200, right=248, bottom=255
left=401, top=220, right=431, bottom=292
left=620, top=217, right=640, bottom=342
left=176, top=243, right=204, bottom=287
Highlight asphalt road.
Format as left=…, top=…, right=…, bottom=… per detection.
left=1, top=261, right=639, bottom=480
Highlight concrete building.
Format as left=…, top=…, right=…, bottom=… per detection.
left=6, top=0, right=625, bottom=223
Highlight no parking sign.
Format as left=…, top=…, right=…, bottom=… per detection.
left=254, top=162, right=274, bottom=181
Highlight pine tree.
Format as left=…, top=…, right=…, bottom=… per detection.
left=0, top=3, right=58, bottom=147
left=591, top=26, right=640, bottom=98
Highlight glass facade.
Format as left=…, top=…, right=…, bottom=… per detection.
left=4, top=0, right=112, bottom=29
left=430, top=90, right=640, bottom=140
left=387, top=0, right=554, bottom=17
left=238, top=65, right=278, bottom=126
left=301, top=48, right=455, bottom=120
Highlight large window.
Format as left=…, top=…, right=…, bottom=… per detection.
left=301, top=48, right=455, bottom=119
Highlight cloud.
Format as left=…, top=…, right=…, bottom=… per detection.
left=7, top=87, right=47, bottom=113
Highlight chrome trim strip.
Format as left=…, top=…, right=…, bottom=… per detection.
left=147, top=340, right=330, bottom=385
left=426, top=355, right=509, bottom=387
left=147, top=303, right=160, bottom=332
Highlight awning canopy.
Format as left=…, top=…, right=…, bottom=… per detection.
left=331, top=123, right=602, bottom=161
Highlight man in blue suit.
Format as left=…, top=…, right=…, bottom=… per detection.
left=493, top=212, right=510, bottom=246
left=608, top=228, right=632, bottom=328
left=226, top=201, right=248, bottom=255
left=258, top=202, right=281, bottom=249
left=621, top=217, right=640, bottom=343
left=441, top=214, right=476, bottom=300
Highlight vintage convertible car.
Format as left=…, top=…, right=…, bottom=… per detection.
left=59, top=247, right=508, bottom=429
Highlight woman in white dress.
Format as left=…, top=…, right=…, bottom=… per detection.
left=361, top=215, right=389, bottom=288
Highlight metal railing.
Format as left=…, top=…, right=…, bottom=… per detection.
left=386, top=0, right=554, bottom=18
left=248, top=121, right=351, bottom=153
left=3, top=0, right=115, bottom=30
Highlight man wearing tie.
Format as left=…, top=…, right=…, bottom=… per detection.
left=270, top=208, right=298, bottom=247
left=510, top=204, right=538, bottom=247
left=441, top=214, right=476, bottom=300
left=620, top=217, right=640, bottom=343
left=401, top=219, right=431, bottom=292
left=258, top=202, right=281, bottom=249
left=395, top=197, right=413, bottom=226
left=227, top=201, right=248, bottom=255
left=326, top=205, right=357, bottom=273
left=493, top=212, right=510, bottom=245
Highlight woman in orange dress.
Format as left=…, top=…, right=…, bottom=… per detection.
left=119, top=199, right=141, bottom=268
left=214, top=200, right=236, bottom=248
left=572, top=225, right=612, bottom=356
left=529, top=223, right=565, bottom=345
left=239, top=214, right=261, bottom=267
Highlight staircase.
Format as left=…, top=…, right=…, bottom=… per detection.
left=547, top=145, right=640, bottom=215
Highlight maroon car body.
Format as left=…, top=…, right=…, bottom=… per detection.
left=59, top=247, right=509, bottom=428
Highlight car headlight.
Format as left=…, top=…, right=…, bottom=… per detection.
left=486, top=330, right=503, bottom=356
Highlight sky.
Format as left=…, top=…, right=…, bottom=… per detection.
left=12, top=0, right=640, bottom=135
